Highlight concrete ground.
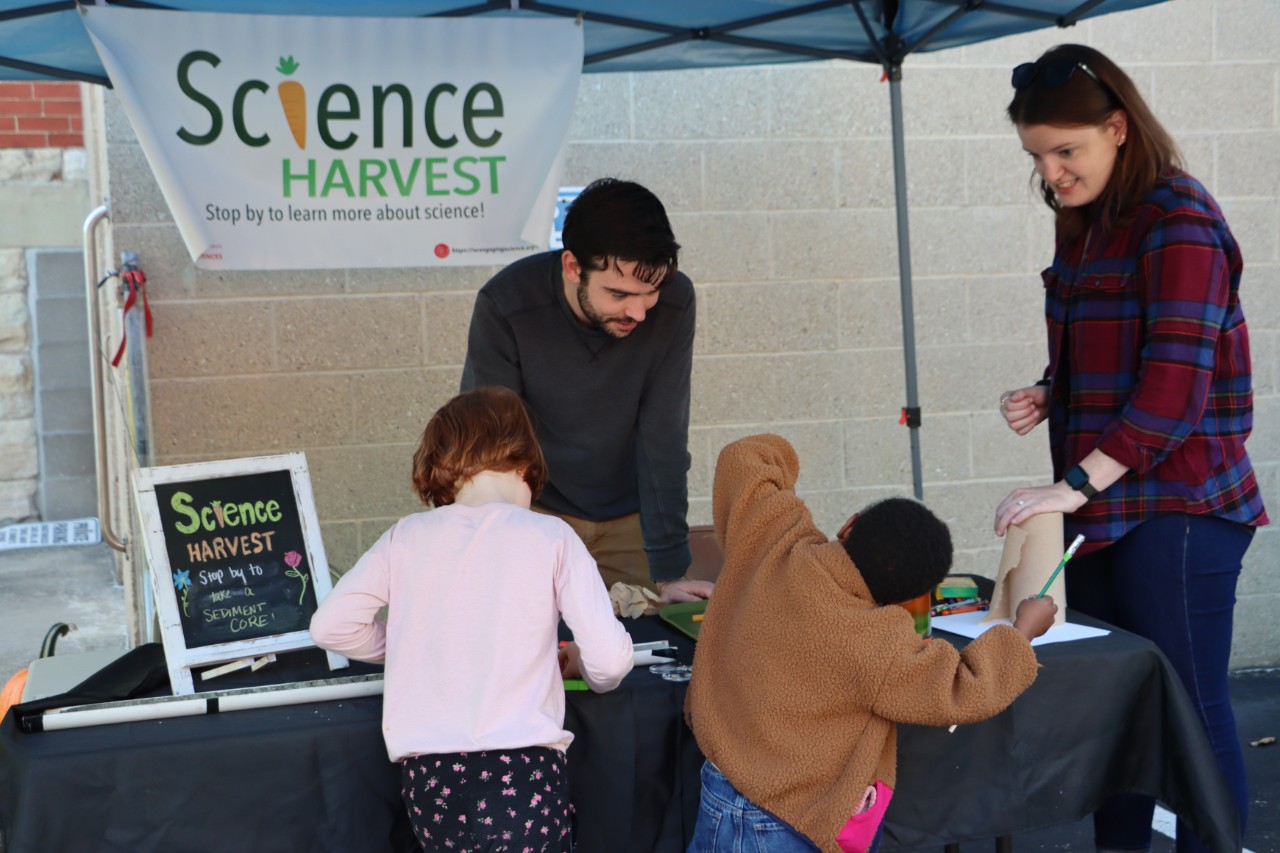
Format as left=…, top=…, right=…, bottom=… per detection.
left=0, top=542, right=128, bottom=689
left=0, top=543, right=1276, bottom=852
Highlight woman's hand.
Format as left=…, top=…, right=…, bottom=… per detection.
left=994, top=481, right=1087, bottom=536
left=999, top=385, right=1049, bottom=435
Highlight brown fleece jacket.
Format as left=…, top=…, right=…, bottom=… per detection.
left=685, top=435, right=1040, bottom=853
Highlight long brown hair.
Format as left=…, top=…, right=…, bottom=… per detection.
left=1007, top=44, right=1181, bottom=242
left=411, top=386, right=548, bottom=507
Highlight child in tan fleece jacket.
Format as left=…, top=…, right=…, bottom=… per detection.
left=685, top=434, right=1057, bottom=853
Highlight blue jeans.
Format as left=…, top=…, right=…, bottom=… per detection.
left=1065, top=513, right=1253, bottom=853
left=688, top=761, right=882, bottom=853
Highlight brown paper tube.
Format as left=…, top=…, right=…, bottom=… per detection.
left=984, top=512, right=1067, bottom=626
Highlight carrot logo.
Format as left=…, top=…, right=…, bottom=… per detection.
left=276, top=56, right=306, bottom=149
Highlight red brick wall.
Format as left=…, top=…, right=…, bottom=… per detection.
left=0, top=81, right=84, bottom=149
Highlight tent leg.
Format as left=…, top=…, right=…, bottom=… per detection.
left=887, top=65, right=924, bottom=500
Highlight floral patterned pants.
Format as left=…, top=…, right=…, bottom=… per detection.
left=400, top=747, right=573, bottom=852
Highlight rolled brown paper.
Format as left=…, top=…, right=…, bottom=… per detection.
left=984, top=512, right=1067, bottom=626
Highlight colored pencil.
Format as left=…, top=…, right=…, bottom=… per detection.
left=1038, top=534, right=1085, bottom=598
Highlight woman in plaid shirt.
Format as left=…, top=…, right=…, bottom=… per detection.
left=991, top=45, right=1266, bottom=853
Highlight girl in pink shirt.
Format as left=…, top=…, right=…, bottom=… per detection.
left=311, top=386, right=633, bottom=852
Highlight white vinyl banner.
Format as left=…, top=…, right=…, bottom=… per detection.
left=82, top=7, right=583, bottom=270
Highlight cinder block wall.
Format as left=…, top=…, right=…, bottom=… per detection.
left=101, top=0, right=1279, bottom=666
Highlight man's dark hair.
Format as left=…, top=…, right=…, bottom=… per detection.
left=841, top=498, right=953, bottom=605
left=560, top=177, right=680, bottom=288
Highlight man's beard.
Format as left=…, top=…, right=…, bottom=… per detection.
left=576, top=279, right=635, bottom=339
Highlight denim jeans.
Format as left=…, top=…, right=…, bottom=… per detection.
left=1066, top=513, right=1253, bottom=853
left=688, top=761, right=883, bottom=853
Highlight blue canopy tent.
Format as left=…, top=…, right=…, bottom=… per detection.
left=0, top=0, right=1169, bottom=497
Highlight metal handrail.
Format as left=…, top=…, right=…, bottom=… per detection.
left=83, top=203, right=126, bottom=551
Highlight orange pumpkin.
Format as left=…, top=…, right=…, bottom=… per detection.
left=0, top=668, right=29, bottom=723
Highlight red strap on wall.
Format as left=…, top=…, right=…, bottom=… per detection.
left=110, top=268, right=153, bottom=368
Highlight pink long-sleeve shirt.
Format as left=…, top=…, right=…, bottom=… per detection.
left=310, top=502, right=633, bottom=762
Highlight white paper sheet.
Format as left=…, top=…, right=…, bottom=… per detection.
left=632, top=639, right=674, bottom=666
left=933, top=610, right=1110, bottom=646
left=633, top=650, right=673, bottom=666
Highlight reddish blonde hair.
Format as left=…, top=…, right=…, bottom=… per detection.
left=412, top=387, right=547, bottom=507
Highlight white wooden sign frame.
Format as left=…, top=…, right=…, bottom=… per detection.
left=133, top=452, right=346, bottom=695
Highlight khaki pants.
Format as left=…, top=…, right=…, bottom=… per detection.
left=533, top=507, right=651, bottom=592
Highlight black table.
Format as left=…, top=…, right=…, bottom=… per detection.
left=0, top=616, right=700, bottom=853
left=0, top=613, right=1237, bottom=853
left=885, top=610, right=1238, bottom=852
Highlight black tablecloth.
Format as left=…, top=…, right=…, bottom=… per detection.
left=0, top=611, right=1237, bottom=852
left=885, top=609, right=1239, bottom=852
left=0, top=617, right=700, bottom=853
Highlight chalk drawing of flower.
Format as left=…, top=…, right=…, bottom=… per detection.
left=173, top=569, right=191, bottom=616
left=283, top=550, right=308, bottom=605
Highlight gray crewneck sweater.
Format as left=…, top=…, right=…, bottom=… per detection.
left=460, top=251, right=694, bottom=581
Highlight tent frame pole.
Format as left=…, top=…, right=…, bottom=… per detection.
left=887, top=63, right=925, bottom=500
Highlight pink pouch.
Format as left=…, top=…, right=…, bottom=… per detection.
left=834, top=780, right=893, bottom=853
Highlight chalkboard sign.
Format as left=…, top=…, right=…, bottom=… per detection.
left=133, top=453, right=346, bottom=694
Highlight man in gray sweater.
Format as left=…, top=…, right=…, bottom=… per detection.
left=461, top=178, right=712, bottom=603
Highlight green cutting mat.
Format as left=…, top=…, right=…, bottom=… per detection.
left=659, top=599, right=708, bottom=640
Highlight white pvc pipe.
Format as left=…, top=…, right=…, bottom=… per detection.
left=37, top=676, right=384, bottom=732
left=41, top=697, right=207, bottom=731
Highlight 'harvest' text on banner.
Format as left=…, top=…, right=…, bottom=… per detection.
left=82, top=7, right=583, bottom=270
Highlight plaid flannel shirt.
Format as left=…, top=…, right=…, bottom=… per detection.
left=1042, top=170, right=1267, bottom=553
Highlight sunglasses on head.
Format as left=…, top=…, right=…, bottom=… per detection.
left=1011, top=58, right=1101, bottom=90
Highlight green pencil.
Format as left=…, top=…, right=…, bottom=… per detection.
left=1038, top=534, right=1085, bottom=598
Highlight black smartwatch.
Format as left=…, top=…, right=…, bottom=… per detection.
left=1064, top=465, right=1098, bottom=500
